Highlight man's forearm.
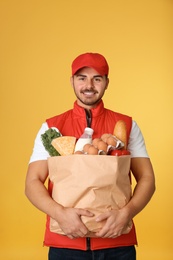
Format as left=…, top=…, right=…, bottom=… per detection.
left=25, top=178, right=63, bottom=219
left=25, top=161, right=64, bottom=219
left=127, top=157, right=156, bottom=219
left=126, top=175, right=155, bottom=220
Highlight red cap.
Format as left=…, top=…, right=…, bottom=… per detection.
left=71, top=53, right=109, bottom=76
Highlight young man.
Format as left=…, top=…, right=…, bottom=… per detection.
left=25, top=52, right=155, bottom=260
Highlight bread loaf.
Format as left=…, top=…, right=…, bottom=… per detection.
left=113, top=120, right=127, bottom=149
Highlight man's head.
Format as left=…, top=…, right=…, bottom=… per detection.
left=71, top=52, right=109, bottom=77
left=70, top=53, right=109, bottom=110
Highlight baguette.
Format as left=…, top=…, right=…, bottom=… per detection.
left=113, top=120, right=127, bottom=149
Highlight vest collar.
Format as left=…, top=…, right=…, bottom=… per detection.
left=73, top=100, right=105, bottom=118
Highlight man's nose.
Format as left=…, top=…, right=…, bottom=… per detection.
left=87, top=79, right=94, bottom=88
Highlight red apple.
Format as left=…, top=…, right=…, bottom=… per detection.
left=109, top=149, right=123, bottom=156
left=109, top=149, right=131, bottom=156
left=121, top=150, right=131, bottom=155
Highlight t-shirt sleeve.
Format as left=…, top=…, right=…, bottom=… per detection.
left=128, top=121, right=149, bottom=158
left=29, top=122, right=50, bottom=163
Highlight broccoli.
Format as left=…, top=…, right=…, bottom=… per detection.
left=41, top=128, right=61, bottom=156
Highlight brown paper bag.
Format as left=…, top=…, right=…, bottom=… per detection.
left=48, top=154, right=132, bottom=236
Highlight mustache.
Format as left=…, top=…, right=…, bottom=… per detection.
left=81, top=88, right=98, bottom=93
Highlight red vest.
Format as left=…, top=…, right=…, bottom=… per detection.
left=44, top=100, right=137, bottom=250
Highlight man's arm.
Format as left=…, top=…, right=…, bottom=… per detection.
left=25, top=160, right=93, bottom=239
left=126, top=157, right=155, bottom=217
left=25, top=160, right=59, bottom=215
left=95, top=157, right=155, bottom=238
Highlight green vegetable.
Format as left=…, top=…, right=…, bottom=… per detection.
left=41, top=128, right=61, bottom=156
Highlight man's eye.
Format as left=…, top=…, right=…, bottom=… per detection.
left=79, top=77, right=85, bottom=81
left=94, top=77, right=101, bottom=82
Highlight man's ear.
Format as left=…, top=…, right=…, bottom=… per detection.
left=70, top=76, right=74, bottom=87
left=105, top=78, right=109, bottom=89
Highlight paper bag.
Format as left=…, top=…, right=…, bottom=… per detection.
left=48, top=154, right=132, bottom=236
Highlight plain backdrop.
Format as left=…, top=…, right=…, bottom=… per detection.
left=0, top=0, right=172, bottom=259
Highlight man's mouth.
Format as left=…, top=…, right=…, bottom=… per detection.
left=82, top=90, right=96, bottom=96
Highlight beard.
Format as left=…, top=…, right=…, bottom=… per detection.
left=74, top=88, right=104, bottom=107
left=76, top=96, right=102, bottom=106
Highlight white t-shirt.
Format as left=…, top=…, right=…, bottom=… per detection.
left=29, top=121, right=149, bottom=163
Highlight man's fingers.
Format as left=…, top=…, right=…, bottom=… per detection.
left=96, top=212, right=109, bottom=222
left=67, top=228, right=87, bottom=239
left=77, top=208, right=94, bottom=217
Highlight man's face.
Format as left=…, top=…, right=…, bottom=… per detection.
left=70, top=67, right=109, bottom=109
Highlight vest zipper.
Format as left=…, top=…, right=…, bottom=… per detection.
left=85, top=109, right=91, bottom=251
left=86, top=237, right=91, bottom=250
left=85, top=109, right=92, bottom=128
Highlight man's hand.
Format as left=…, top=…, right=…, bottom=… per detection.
left=95, top=207, right=131, bottom=238
left=95, top=157, right=156, bottom=238
left=56, top=207, right=94, bottom=239
left=25, top=161, right=94, bottom=240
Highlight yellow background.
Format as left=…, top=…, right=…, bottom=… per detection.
left=0, top=0, right=172, bottom=259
